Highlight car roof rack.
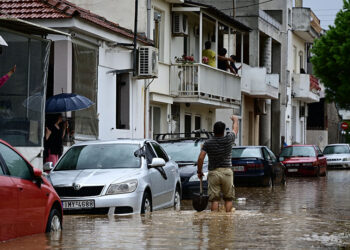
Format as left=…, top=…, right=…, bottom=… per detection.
left=155, top=129, right=213, bottom=142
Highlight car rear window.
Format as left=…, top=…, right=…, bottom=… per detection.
left=54, top=144, right=141, bottom=171
left=231, top=148, right=262, bottom=158
left=280, top=146, right=316, bottom=157
left=161, top=141, right=207, bottom=162
left=323, top=145, right=350, bottom=155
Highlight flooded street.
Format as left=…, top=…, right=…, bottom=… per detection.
left=2, top=170, right=350, bottom=249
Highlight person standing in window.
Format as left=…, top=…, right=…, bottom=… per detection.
left=44, top=113, right=68, bottom=165
left=0, top=65, right=16, bottom=88
left=202, top=41, right=216, bottom=67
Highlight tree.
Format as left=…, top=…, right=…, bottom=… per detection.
left=311, top=0, right=350, bottom=109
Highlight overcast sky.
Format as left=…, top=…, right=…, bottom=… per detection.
left=301, top=0, right=344, bottom=29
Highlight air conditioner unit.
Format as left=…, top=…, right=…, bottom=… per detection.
left=172, top=13, right=188, bottom=36
left=137, top=46, right=158, bottom=78
left=255, top=99, right=267, bottom=115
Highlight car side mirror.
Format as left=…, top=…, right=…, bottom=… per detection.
left=33, top=168, right=43, bottom=188
left=33, top=167, right=42, bottom=177
left=149, top=158, right=166, bottom=168
left=43, top=162, right=54, bottom=172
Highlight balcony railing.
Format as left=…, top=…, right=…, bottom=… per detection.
left=170, top=63, right=241, bottom=106
left=292, top=73, right=320, bottom=103
left=240, top=64, right=279, bottom=99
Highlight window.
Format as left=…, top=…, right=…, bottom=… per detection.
left=267, top=148, right=277, bottom=161
left=262, top=148, right=271, bottom=160
left=151, top=142, right=169, bottom=162
left=0, top=143, right=32, bottom=180
left=116, top=73, right=130, bottom=129
left=72, top=40, right=98, bottom=139
left=0, top=162, right=4, bottom=175
left=0, top=29, right=50, bottom=146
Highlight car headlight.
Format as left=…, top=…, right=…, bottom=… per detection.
left=302, top=163, right=313, bottom=166
left=189, top=172, right=208, bottom=182
left=106, top=179, right=138, bottom=195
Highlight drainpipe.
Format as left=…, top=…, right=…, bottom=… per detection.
left=133, top=0, right=138, bottom=76
left=147, top=0, right=151, bottom=38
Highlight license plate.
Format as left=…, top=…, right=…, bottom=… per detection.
left=233, top=166, right=245, bottom=172
left=288, top=168, right=298, bottom=172
left=63, top=200, right=95, bottom=210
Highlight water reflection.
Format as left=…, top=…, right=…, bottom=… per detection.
left=1, top=171, right=350, bottom=248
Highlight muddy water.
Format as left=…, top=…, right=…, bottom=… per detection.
left=2, top=170, right=350, bottom=249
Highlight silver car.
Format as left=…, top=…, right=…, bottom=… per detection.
left=45, top=139, right=181, bottom=215
left=323, top=144, right=350, bottom=169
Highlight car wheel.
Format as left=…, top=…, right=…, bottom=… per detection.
left=141, top=191, right=152, bottom=214
left=174, top=186, right=181, bottom=211
left=46, top=208, right=62, bottom=232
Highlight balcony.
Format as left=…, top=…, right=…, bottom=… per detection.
left=170, top=64, right=241, bottom=108
left=292, top=8, right=322, bottom=42
left=240, top=64, right=279, bottom=99
left=292, top=73, right=320, bottom=103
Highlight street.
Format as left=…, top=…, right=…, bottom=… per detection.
left=1, top=170, right=350, bottom=249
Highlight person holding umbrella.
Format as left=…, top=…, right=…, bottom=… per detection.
left=197, top=115, right=239, bottom=212
left=44, top=113, right=68, bottom=165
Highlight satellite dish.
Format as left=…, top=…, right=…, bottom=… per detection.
left=0, top=35, right=8, bottom=46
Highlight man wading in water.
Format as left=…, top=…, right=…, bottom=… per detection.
left=197, top=115, right=239, bottom=212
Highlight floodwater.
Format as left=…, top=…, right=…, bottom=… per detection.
left=2, top=170, right=350, bottom=249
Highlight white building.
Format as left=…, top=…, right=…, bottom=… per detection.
left=1, top=0, right=153, bottom=166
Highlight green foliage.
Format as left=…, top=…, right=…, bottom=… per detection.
left=311, top=0, right=350, bottom=109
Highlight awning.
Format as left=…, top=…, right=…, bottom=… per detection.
left=0, top=17, right=70, bottom=37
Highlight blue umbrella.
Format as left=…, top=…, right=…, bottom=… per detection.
left=46, top=93, right=94, bottom=113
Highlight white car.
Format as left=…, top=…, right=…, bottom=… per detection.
left=323, top=144, right=350, bottom=169
left=45, top=139, right=181, bottom=215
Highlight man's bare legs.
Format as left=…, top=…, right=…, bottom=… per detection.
left=211, top=200, right=233, bottom=212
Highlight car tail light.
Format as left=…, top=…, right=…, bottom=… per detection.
left=245, top=163, right=264, bottom=170
left=255, top=163, right=264, bottom=170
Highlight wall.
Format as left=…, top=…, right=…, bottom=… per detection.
left=306, top=130, right=328, bottom=150
left=68, top=0, right=148, bottom=35
left=241, top=95, right=259, bottom=146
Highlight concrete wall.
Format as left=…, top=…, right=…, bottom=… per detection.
left=68, top=0, right=148, bottom=35
left=306, top=130, right=328, bottom=150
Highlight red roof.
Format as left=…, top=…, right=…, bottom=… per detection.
left=0, top=0, right=151, bottom=44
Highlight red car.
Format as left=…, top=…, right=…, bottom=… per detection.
left=0, top=139, right=62, bottom=241
left=279, top=145, right=327, bottom=177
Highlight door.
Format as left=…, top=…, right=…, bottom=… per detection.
left=0, top=143, right=47, bottom=237
left=145, top=143, right=170, bottom=209
left=185, top=114, right=192, bottom=137
left=315, top=146, right=327, bottom=173
left=0, top=156, right=18, bottom=241
left=262, top=147, right=274, bottom=180
left=267, top=147, right=283, bottom=183
left=151, top=142, right=175, bottom=205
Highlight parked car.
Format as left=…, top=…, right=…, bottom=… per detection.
left=0, top=139, right=62, bottom=242
left=279, top=145, right=327, bottom=177
left=323, top=144, right=350, bottom=169
left=232, top=146, right=286, bottom=187
left=159, top=134, right=209, bottom=199
left=45, top=139, right=181, bottom=215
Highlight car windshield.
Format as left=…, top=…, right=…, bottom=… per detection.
left=54, top=143, right=141, bottom=171
left=161, top=141, right=208, bottom=162
left=232, top=148, right=262, bottom=158
left=323, top=145, right=350, bottom=155
left=280, top=146, right=316, bottom=157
